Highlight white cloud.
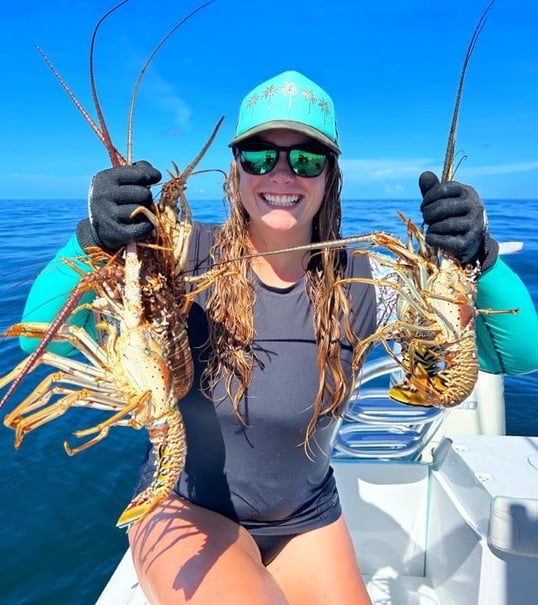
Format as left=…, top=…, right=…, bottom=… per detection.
left=458, top=161, right=538, bottom=177
left=139, top=70, right=192, bottom=128
left=383, top=184, right=406, bottom=196
left=340, top=158, right=434, bottom=181
left=156, top=91, right=191, bottom=127
left=340, top=157, right=538, bottom=183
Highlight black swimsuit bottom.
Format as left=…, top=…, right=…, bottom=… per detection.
left=250, top=533, right=298, bottom=566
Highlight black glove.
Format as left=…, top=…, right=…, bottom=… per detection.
left=77, top=160, right=162, bottom=253
left=419, top=171, right=498, bottom=271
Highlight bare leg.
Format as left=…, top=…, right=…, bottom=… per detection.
left=128, top=495, right=289, bottom=605
left=267, top=515, right=372, bottom=605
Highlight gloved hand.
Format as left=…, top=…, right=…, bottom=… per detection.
left=419, top=171, right=499, bottom=271
left=76, top=160, right=162, bottom=253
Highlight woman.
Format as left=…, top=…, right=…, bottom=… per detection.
left=20, top=70, right=538, bottom=604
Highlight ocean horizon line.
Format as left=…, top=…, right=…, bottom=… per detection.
left=3, top=197, right=538, bottom=203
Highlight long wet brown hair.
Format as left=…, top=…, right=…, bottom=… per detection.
left=201, top=153, right=358, bottom=448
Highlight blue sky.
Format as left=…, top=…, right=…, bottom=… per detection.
left=1, top=0, right=537, bottom=200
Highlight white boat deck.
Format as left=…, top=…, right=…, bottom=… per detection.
left=96, top=346, right=537, bottom=604
left=95, top=554, right=443, bottom=605
left=97, top=435, right=538, bottom=605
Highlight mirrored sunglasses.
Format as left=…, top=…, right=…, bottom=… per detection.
left=235, top=142, right=330, bottom=178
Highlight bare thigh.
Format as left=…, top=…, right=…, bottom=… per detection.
left=128, top=495, right=289, bottom=605
left=267, top=515, right=372, bottom=605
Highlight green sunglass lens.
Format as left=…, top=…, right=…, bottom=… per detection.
left=289, top=149, right=327, bottom=177
left=240, top=149, right=278, bottom=175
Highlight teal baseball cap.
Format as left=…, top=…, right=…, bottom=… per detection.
left=229, top=70, right=341, bottom=154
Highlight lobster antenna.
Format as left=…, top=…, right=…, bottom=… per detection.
left=35, top=45, right=109, bottom=150
left=35, top=1, right=129, bottom=166
left=441, top=0, right=496, bottom=182
left=89, top=0, right=130, bottom=166
left=126, top=0, right=216, bottom=164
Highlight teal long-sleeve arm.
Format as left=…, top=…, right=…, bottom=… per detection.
left=20, top=234, right=97, bottom=355
left=475, top=256, right=538, bottom=375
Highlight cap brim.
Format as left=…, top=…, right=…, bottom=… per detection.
left=229, top=120, right=341, bottom=155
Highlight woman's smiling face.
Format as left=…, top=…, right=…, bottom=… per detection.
left=236, top=129, right=328, bottom=246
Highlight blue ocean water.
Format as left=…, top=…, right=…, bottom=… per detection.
left=0, top=197, right=537, bottom=605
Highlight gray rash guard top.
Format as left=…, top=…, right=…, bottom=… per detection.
left=135, top=222, right=377, bottom=536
